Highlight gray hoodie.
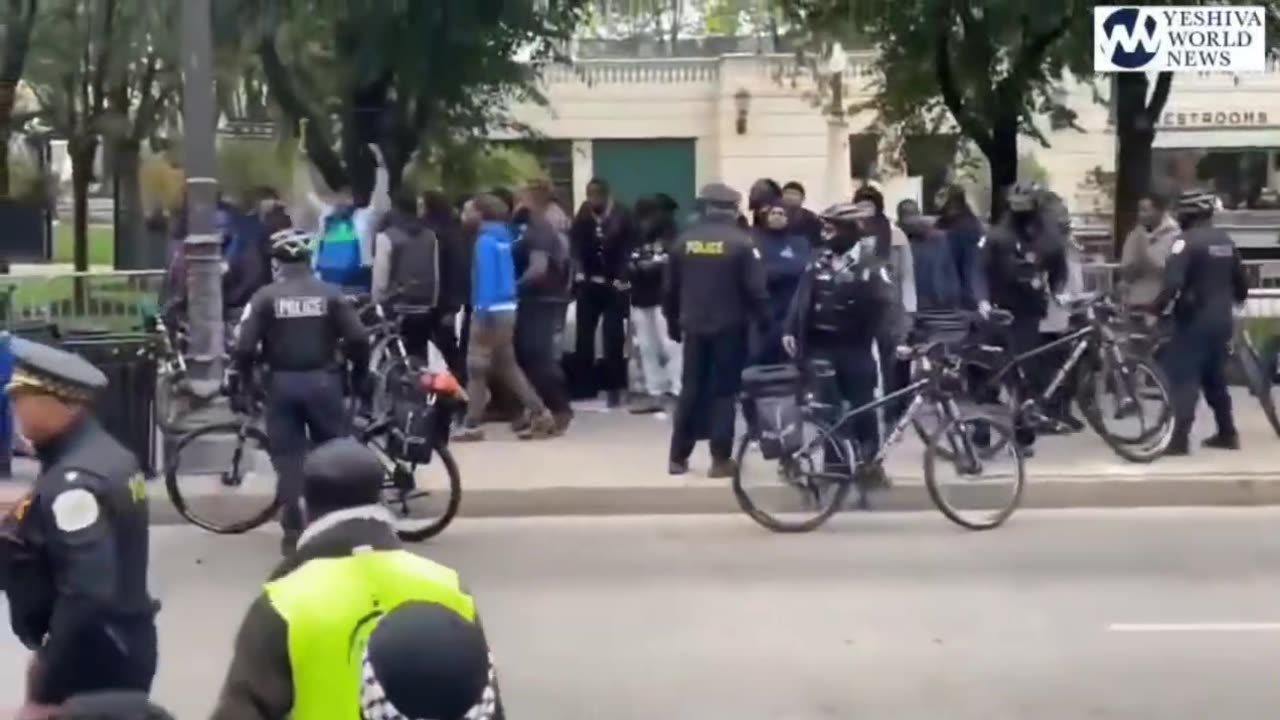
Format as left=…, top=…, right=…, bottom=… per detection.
left=1121, top=214, right=1181, bottom=307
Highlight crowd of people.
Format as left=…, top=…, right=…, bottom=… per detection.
left=173, top=142, right=1250, bottom=484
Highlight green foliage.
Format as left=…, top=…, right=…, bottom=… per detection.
left=216, top=138, right=294, bottom=204
left=408, top=142, right=548, bottom=198
left=214, top=0, right=589, bottom=193
left=6, top=150, right=51, bottom=206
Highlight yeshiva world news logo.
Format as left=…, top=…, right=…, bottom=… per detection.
left=1094, top=5, right=1267, bottom=72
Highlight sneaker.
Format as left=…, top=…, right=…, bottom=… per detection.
left=606, top=390, right=623, bottom=409
left=517, top=412, right=557, bottom=440
left=552, top=409, right=575, bottom=434
left=452, top=426, right=485, bottom=442
left=669, top=460, right=689, bottom=476
left=1165, top=439, right=1190, bottom=457
left=853, top=463, right=891, bottom=489
left=1201, top=434, right=1240, bottom=450
left=511, top=415, right=532, bottom=434
left=629, top=395, right=664, bottom=415
left=708, top=458, right=737, bottom=479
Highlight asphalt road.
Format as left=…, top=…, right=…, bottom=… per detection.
left=2, top=509, right=1279, bottom=719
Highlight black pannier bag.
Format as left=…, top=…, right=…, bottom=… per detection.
left=385, top=365, right=455, bottom=465
left=741, top=363, right=804, bottom=460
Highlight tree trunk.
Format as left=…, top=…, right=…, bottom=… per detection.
left=985, top=117, right=1019, bottom=224
left=113, top=140, right=151, bottom=269
left=0, top=137, right=10, bottom=198
left=69, top=140, right=97, bottom=312
left=1112, top=72, right=1173, bottom=257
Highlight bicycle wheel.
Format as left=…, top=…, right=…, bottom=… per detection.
left=1259, top=334, right=1280, bottom=438
left=1076, top=357, right=1173, bottom=463
left=732, top=413, right=853, bottom=533
left=915, top=359, right=1015, bottom=462
left=924, top=413, right=1025, bottom=530
left=373, top=441, right=463, bottom=542
left=164, top=421, right=279, bottom=534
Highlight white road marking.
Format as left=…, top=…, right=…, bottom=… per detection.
left=1108, top=623, right=1280, bottom=633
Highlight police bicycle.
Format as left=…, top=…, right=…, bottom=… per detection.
left=732, top=310, right=1027, bottom=533
left=162, top=307, right=464, bottom=541
left=958, top=292, right=1175, bottom=463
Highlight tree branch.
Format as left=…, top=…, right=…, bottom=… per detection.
left=934, top=9, right=992, bottom=152
left=257, top=34, right=346, bottom=189
left=129, top=50, right=161, bottom=142
left=1145, top=71, right=1173, bottom=119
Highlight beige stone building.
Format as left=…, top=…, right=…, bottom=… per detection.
left=501, top=51, right=1280, bottom=222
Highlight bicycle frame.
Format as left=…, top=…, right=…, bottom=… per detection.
left=806, top=354, right=975, bottom=472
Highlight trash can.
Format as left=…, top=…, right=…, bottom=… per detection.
left=59, top=331, right=159, bottom=476
left=0, top=332, right=11, bottom=478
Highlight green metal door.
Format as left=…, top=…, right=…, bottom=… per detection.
left=591, top=139, right=696, bottom=225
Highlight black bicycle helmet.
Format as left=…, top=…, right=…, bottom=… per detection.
left=1175, top=188, right=1218, bottom=218
left=1005, top=182, right=1040, bottom=214
left=270, top=228, right=314, bottom=262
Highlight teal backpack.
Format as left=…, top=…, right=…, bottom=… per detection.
left=315, top=211, right=366, bottom=288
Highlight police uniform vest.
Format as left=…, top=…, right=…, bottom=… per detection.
left=809, top=250, right=880, bottom=341
left=264, top=549, right=478, bottom=720
left=386, top=224, right=439, bottom=306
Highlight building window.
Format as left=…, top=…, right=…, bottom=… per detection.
left=1152, top=148, right=1275, bottom=209
left=849, top=133, right=880, bottom=182
left=902, top=134, right=959, bottom=213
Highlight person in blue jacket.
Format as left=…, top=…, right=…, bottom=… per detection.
left=934, top=184, right=989, bottom=309
left=454, top=193, right=556, bottom=442
left=897, top=198, right=969, bottom=312
left=752, top=200, right=811, bottom=364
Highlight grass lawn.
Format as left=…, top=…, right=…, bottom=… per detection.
left=51, top=222, right=115, bottom=265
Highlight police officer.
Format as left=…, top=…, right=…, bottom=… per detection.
left=234, top=228, right=371, bottom=555
left=212, top=438, right=503, bottom=720
left=1153, top=189, right=1248, bottom=455
left=0, top=338, right=157, bottom=709
left=663, top=182, right=770, bottom=478
left=782, top=201, right=894, bottom=488
left=983, top=182, right=1069, bottom=451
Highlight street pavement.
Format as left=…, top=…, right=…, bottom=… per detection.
left=3, top=388, right=1280, bottom=518
left=1, top=509, right=1278, bottom=718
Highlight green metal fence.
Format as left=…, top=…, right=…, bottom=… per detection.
left=0, top=270, right=166, bottom=333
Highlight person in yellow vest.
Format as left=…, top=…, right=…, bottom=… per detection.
left=210, top=438, right=503, bottom=720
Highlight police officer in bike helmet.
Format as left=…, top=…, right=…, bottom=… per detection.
left=1153, top=188, right=1248, bottom=455
left=782, top=200, right=895, bottom=489
left=233, top=228, right=371, bottom=556
left=981, top=182, right=1070, bottom=452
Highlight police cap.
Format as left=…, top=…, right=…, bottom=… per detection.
left=362, top=601, right=497, bottom=720
left=697, top=182, right=742, bottom=210
left=301, top=437, right=384, bottom=512
left=3, top=336, right=108, bottom=402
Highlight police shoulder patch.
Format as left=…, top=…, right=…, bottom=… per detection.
left=1171, top=239, right=1186, bottom=255
left=51, top=487, right=100, bottom=533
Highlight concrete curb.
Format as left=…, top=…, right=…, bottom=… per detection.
left=88, top=473, right=1280, bottom=526
left=6, top=471, right=1280, bottom=525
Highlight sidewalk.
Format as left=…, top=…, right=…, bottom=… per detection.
left=3, top=390, right=1279, bottom=522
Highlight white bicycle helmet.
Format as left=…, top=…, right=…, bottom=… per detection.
left=270, top=228, right=314, bottom=262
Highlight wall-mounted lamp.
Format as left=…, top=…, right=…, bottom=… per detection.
left=734, top=88, right=752, bottom=135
